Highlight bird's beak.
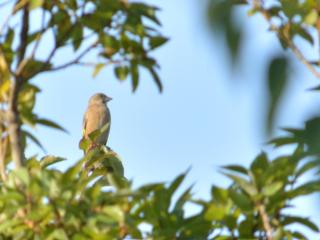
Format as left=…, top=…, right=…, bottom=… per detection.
left=105, top=96, right=112, bottom=102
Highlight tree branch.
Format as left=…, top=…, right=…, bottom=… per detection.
left=288, top=41, right=320, bottom=78
left=7, top=4, right=30, bottom=169
left=17, top=5, right=29, bottom=65
left=50, top=41, right=98, bottom=71
left=257, top=203, right=273, bottom=240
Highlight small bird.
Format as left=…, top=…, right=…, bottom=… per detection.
left=81, top=93, right=112, bottom=152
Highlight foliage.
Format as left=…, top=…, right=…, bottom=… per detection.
left=0, top=153, right=210, bottom=239
left=0, top=144, right=318, bottom=239
left=0, top=0, right=319, bottom=240
left=0, top=146, right=319, bottom=239
left=208, top=0, right=320, bottom=133
left=0, top=0, right=168, bottom=169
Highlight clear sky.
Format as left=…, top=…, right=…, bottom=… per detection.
left=3, top=0, right=319, bottom=235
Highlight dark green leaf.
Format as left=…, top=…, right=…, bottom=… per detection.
left=283, top=216, right=319, bottom=232
left=222, top=164, right=248, bottom=175
left=149, top=36, right=169, bottom=50
left=267, top=56, right=289, bottom=133
left=23, top=130, right=46, bottom=152
left=130, top=62, right=139, bottom=92
left=114, top=65, right=129, bottom=81
left=229, top=189, right=252, bottom=211
left=223, top=173, right=257, bottom=196
left=36, top=118, right=68, bottom=133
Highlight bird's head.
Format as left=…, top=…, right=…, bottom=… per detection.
left=89, top=93, right=112, bottom=105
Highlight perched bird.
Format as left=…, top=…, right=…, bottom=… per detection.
left=80, top=93, right=112, bottom=152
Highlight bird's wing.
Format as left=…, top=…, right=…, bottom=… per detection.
left=83, top=104, right=110, bottom=138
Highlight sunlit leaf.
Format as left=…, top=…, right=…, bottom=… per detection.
left=40, top=155, right=65, bottom=168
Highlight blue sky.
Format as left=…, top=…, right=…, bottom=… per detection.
left=2, top=0, right=319, bottom=235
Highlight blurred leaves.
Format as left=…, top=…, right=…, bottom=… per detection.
left=208, top=0, right=320, bottom=137
left=207, top=0, right=243, bottom=66
left=0, top=145, right=316, bottom=239
left=267, top=56, right=289, bottom=134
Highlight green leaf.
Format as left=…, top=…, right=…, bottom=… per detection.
left=168, top=170, right=188, bottom=197
left=71, top=22, right=84, bottom=51
left=173, top=185, right=193, bottom=215
left=296, top=160, right=319, bottom=178
left=222, top=164, right=248, bottom=175
left=229, top=189, right=252, bottom=211
left=12, top=168, right=30, bottom=185
left=262, top=181, right=283, bottom=196
left=130, top=62, right=139, bottom=92
left=288, top=181, right=320, bottom=198
left=296, top=27, right=314, bottom=45
left=304, top=10, right=318, bottom=25
left=88, top=122, right=110, bottom=141
left=211, top=185, right=229, bottom=203
left=0, top=219, right=21, bottom=232
left=36, top=118, right=68, bottom=133
left=0, top=191, right=24, bottom=202
left=47, top=229, right=68, bottom=240
left=223, top=173, right=257, bottom=196
left=283, top=216, right=319, bottom=232
left=268, top=137, right=297, bottom=147
left=20, top=59, right=52, bottom=79
left=148, top=67, right=163, bottom=92
left=149, top=36, right=169, bottom=50
left=204, top=203, right=225, bottom=221
left=267, top=56, right=289, bottom=133
left=291, top=231, right=308, bottom=239
left=103, top=205, right=124, bottom=223
left=105, top=173, right=129, bottom=189
left=304, top=117, right=320, bottom=154
left=23, top=130, right=46, bottom=152
left=93, top=63, right=105, bottom=78
left=250, top=152, right=269, bottom=189
left=114, top=65, right=129, bottom=81
left=29, top=0, right=44, bottom=10
left=100, top=35, right=119, bottom=57
left=239, top=218, right=255, bottom=238
left=130, top=3, right=161, bottom=25
left=250, top=152, right=269, bottom=173
left=40, top=155, right=65, bottom=168
left=100, top=152, right=124, bottom=177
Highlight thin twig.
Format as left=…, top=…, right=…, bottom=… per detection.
left=43, top=24, right=79, bottom=68
left=17, top=5, right=29, bottom=65
left=288, top=41, right=320, bottom=78
left=257, top=203, right=273, bottom=240
left=50, top=41, right=98, bottom=71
